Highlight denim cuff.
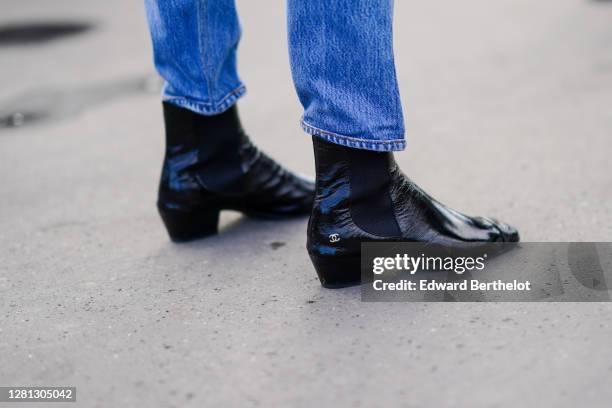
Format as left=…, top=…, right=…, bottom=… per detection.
left=162, top=84, right=246, bottom=116
left=301, top=120, right=406, bottom=152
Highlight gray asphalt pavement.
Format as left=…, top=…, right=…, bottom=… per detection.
left=1, top=0, right=612, bottom=407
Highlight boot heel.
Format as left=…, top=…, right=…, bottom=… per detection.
left=158, top=205, right=220, bottom=242
left=309, top=254, right=361, bottom=288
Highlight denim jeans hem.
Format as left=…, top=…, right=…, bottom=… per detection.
left=301, top=120, right=406, bottom=152
left=162, top=84, right=246, bottom=115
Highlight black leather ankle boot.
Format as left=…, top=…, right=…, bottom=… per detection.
left=157, top=102, right=314, bottom=242
left=308, top=137, right=519, bottom=288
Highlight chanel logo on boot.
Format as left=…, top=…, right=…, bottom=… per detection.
left=329, top=233, right=340, bottom=243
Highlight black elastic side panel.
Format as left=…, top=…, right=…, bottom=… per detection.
left=163, top=101, right=198, bottom=149
left=348, top=148, right=402, bottom=237
left=191, top=105, right=247, bottom=193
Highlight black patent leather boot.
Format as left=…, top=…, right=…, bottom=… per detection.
left=157, top=102, right=314, bottom=242
left=308, top=137, right=519, bottom=288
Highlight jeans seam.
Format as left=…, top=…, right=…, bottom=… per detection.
left=301, top=119, right=406, bottom=152
left=196, top=0, right=215, bottom=105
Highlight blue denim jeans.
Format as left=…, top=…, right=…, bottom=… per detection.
left=144, top=0, right=405, bottom=151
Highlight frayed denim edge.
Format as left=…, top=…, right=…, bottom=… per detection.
left=163, top=85, right=246, bottom=116
left=301, top=119, right=406, bottom=152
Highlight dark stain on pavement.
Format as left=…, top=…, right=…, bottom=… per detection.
left=0, top=75, right=163, bottom=130
left=0, top=22, right=93, bottom=46
left=0, top=21, right=93, bottom=46
left=270, top=242, right=286, bottom=250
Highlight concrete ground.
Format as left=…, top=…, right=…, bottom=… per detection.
left=1, top=0, right=612, bottom=406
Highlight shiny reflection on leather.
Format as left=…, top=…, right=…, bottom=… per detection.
left=308, top=137, right=519, bottom=288
left=157, top=102, right=314, bottom=242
